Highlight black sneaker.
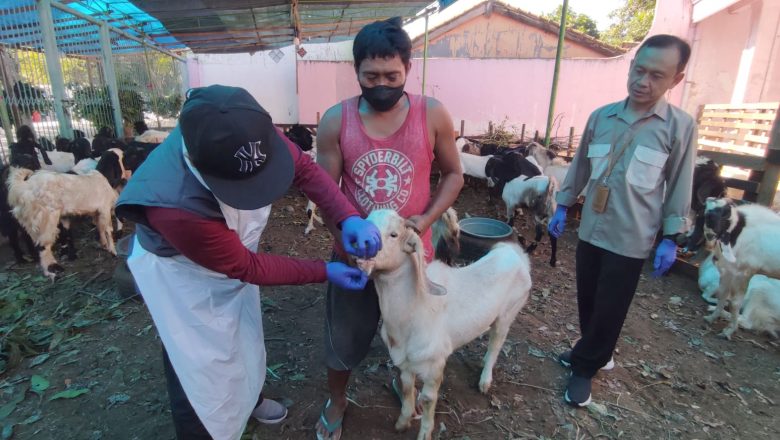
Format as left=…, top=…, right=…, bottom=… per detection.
left=564, top=373, right=592, bottom=407
left=558, top=350, right=614, bottom=370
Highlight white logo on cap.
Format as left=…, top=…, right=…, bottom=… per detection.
left=235, top=140, right=267, bottom=173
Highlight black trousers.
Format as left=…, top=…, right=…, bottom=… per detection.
left=571, top=240, right=645, bottom=378
left=162, top=347, right=263, bottom=440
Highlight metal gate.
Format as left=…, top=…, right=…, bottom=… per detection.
left=0, top=0, right=187, bottom=164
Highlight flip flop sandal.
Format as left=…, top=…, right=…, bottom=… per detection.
left=390, top=377, right=422, bottom=420
left=315, top=398, right=344, bottom=440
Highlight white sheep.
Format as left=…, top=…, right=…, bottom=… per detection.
left=357, top=209, right=532, bottom=440
left=7, top=167, right=118, bottom=280
left=703, top=198, right=780, bottom=339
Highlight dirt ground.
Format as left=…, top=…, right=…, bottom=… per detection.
left=1, top=182, right=779, bottom=440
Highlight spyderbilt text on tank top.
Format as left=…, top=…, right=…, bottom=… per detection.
left=339, top=93, right=435, bottom=259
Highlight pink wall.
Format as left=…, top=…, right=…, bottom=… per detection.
left=297, top=0, right=693, bottom=137
left=683, top=0, right=780, bottom=114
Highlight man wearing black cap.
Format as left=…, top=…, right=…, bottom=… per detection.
left=116, top=84, right=382, bottom=440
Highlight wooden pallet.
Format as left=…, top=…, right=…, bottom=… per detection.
left=696, top=102, right=780, bottom=206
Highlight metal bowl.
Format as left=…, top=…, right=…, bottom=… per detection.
left=458, top=217, right=513, bottom=239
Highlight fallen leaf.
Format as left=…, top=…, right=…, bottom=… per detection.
left=49, top=388, right=90, bottom=401
left=20, top=413, right=41, bottom=426
left=669, top=296, right=682, bottom=306
left=29, top=353, right=51, bottom=368
left=2, top=424, right=13, bottom=440
left=527, top=346, right=546, bottom=358
left=107, top=393, right=131, bottom=408
left=31, top=375, right=50, bottom=395
left=0, top=393, right=24, bottom=421
left=587, top=402, right=619, bottom=420
left=288, top=373, right=306, bottom=381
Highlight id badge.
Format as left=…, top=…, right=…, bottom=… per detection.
left=591, top=183, right=610, bottom=213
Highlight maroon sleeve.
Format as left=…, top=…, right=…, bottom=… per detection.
left=278, top=128, right=359, bottom=226
left=145, top=206, right=327, bottom=286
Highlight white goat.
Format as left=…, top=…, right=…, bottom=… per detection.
left=703, top=198, right=780, bottom=339
left=135, top=129, right=169, bottom=144
left=357, top=209, right=532, bottom=440
left=458, top=151, right=492, bottom=179
left=698, top=253, right=720, bottom=305
left=737, top=275, right=780, bottom=338
left=38, top=150, right=76, bottom=173
left=7, top=167, right=118, bottom=280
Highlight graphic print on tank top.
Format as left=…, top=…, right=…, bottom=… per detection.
left=351, top=148, right=415, bottom=212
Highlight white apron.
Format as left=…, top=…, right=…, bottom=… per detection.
left=128, top=145, right=272, bottom=440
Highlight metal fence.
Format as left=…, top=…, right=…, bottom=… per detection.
left=0, top=0, right=187, bottom=164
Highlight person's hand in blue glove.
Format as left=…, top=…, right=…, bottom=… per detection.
left=326, top=262, right=369, bottom=290
left=340, top=216, right=382, bottom=259
left=652, top=238, right=677, bottom=278
left=548, top=205, right=568, bottom=238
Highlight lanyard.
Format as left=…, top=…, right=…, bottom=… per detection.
left=603, top=117, right=653, bottom=183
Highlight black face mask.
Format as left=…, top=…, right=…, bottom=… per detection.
left=360, top=84, right=405, bottom=112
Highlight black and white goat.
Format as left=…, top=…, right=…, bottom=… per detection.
left=283, top=125, right=321, bottom=235
left=485, top=153, right=542, bottom=193
left=683, top=157, right=726, bottom=252
left=703, top=198, right=780, bottom=339
left=1, top=154, right=39, bottom=263
left=502, top=174, right=559, bottom=266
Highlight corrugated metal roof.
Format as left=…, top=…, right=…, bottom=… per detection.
left=0, top=0, right=186, bottom=55
left=129, top=0, right=432, bottom=53
left=0, top=1, right=432, bottom=55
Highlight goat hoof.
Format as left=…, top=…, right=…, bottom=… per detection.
left=703, top=314, right=719, bottom=324
left=479, top=380, right=492, bottom=394
left=719, top=329, right=735, bottom=340
left=395, top=417, right=412, bottom=432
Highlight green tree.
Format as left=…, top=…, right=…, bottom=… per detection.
left=543, top=5, right=600, bottom=39
left=602, top=0, right=656, bottom=46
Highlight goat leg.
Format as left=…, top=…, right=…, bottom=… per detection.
left=417, top=373, right=443, bottom=440
left=395, top=369, right=417, bottom=432
left=548, top=232, right=558, bottom=267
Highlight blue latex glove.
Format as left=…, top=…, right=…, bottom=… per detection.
left=340, top=215, right=382, bottom=259
left=326, top=262, right=369, bottom=290
left=652, top=238, right=677, bottom=278
left=548, top=205, right=568, bottom=239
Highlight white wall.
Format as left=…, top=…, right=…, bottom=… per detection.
left=186, top=46, right=299, bottom=123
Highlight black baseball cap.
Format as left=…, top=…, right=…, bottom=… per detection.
left=179, top=85, right=294, bottom=210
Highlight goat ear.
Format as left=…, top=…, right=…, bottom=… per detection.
left=426, top=279, right=447, bottom=296
left=403, top=227, right=418, bottom=254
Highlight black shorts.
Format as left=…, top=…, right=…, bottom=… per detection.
left=323, top=276, right=381, bottom=371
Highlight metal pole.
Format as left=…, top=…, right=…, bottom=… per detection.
left=99, top=23, right=124, bottom=139
left=422, top=12, right=430, bottom=96
left=0, top=91, right=14, bottom=152
left=38, top=0, right=73, bottom=138
left=544, top=0, right=569, bottom=147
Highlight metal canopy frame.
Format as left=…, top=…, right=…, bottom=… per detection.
left=129, top=0, right=432, bottom=53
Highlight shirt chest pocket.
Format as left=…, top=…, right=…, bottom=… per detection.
left=626, top=145, right=669, bottom=190
left=587, top=143, right=611, bottom=179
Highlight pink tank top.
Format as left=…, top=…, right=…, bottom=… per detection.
left=339, top=93, right=434, bottom=261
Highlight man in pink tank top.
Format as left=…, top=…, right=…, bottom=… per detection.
left=314, top=17, right=463, bottom=440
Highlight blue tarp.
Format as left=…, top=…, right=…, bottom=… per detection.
left=0, top=0, right=184, bottom=55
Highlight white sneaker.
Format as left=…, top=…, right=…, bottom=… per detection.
left=559, top=350, right=615, bottom=371
left=252, top=398, right=288, bottom=424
